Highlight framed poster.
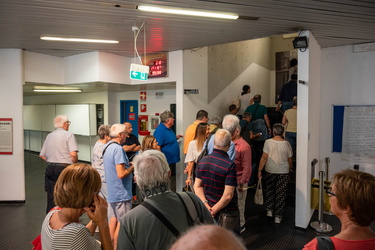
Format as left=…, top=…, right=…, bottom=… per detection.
left=0, top=118, right=13, bottom=154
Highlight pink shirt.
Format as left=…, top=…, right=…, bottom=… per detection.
left=233, top=137, right=252, bottom=184
left=303, top=237, right=375, bottom=250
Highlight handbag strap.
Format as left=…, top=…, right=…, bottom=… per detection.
left=176, top=192, right=202, bottom=225
left=257, top=177, right=262, bottom=190
left=141, top=200, right=180, bottom=237
left=317, top=236, right=334, bottom=250
left=102, top=141, right=119, bottom=157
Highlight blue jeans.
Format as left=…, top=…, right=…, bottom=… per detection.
left=285, top=132, right=297, bottom=159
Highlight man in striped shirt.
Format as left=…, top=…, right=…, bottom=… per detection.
left=194, top=129, right=238, bottom=225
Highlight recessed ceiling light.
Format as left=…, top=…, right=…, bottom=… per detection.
left=137, top=5, right=239, bottom=19
left=40, top=37, right=119, bottom=44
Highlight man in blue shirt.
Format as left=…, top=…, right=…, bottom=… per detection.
left=103, top=123, right=134, bottom=250
left=154, top=110, right=183, bottom=176
left=205, top=114, right=238, bottom=161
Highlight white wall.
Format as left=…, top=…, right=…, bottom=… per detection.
left=182, top=37, right=274, bottom=131
left=24, top=51, right=64, bottom=84
left=0, top=49, right=25, bottom=201
left=295, top=31, right=322, bottom=228
left=320, top=45, right=375, bottom=177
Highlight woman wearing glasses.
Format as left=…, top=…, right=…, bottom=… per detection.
left=303, top=169, right=375, bottom=249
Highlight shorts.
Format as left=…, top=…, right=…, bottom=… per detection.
left=108, top=200, right=132, bottom=221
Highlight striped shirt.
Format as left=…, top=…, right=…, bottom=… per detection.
left=41, top=210, right=101, bottom=250
left=196, top=148, right=238, bottom=210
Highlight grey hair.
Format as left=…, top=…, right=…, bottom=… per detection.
left=133, top=150, right=170, bottom=191
left=273, top=123, right=284, bottom=136
left=97, top=124, right=110, bottom=139
left=109, top=123, right=125, bottom=138
left=54, top=115, right=68, bottom=128
left=222, top=114, right=240, bottom=136
left=210, top=116, right=222, bottom=125
left=214, top=129, right=231, bottom=149
left=242, top=112, right=252, bottom=119
left=160, top=110, right=174, bottom=123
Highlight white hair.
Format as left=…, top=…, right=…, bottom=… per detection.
left=222, top=114, right=240, bottom=135
left=54, top=115, right=68, bottom=128
left=109, top=123, right=125, bottom=138
left=133, top=150, right=170, bottom=191
left=214, top=129, right=231, bottom=149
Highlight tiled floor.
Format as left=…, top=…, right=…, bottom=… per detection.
left=0, top=152, right=345, bottom=250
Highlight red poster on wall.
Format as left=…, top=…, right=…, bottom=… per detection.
left=128, top=113, right=136, bottom=121
left=140, top=104, right=147, bottom=112
left=140, top=91, right=147, bottom=101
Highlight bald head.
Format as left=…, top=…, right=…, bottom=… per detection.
left=170, top=225, right=246, bottom=250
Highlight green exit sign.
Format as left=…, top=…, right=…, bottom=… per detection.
left=130, top=63, right=149, bottom=81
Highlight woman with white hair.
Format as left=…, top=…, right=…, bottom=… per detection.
left=257, top=124, right=292, bottom=224
left=117, top=150, right=214, bottom=250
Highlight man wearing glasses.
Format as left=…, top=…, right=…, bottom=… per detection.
left=40, top=115, right=79, bottom=213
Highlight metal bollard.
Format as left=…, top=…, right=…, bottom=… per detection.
left=310, top=171, right=333, bottom=233
left=325, top=157, right=330, bottom=181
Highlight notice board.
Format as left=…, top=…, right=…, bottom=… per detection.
left=333, top=105, right=375, bottom=163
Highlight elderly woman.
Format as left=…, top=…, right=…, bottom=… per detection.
left=141, top=135, right=159, bottom=151
left=257, top=123, right=292, bottom=224
left=41, top=163, right=112, bottom=250
left=303, top=169, right=375, bottom=249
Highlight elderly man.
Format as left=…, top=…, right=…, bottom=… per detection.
left=40, top=115, right=78, bottom=213
left=232, top=124, right=252, bottom=233
left=183, top=110, right=208, bottom=155
left=205, top=114, right=239, bottom=161
left=117, top=150, right=214, bottom=250
left=103, top=123, right=134, bottom=250
left=170, top=225, right=246, bottom=250
left=92, top=124, right=111, bottom=200
left=153, top=110, right=183, bottom=176
left=194, top=129, right=238, bottom=232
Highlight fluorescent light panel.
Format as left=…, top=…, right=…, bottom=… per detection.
left=138, top=5, right=238, bottom=19
left=40, top=37, right=119, bottom=44
left=33, top=86, right=82, bottom=93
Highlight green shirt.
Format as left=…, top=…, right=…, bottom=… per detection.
left=245, top=103, right=268, bottom=120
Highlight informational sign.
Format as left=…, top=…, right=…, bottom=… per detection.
left=140, top=104, right=147, bottom=112
left=142, top=53, right=167, bottom=78
left=341, top=106, right=375, bottom=163
left=0, top=118, right=13, bottom=155
left=140, top=91, right=147, bottom=101
left=130, top=63, right=149, bottom=81
left=184, top=89, right=199, bottom=94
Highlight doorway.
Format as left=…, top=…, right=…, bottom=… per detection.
left=120, top=100, right=139, bottom=137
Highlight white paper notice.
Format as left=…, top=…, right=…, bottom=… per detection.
left=342, top=106, right=375, bottom=163
left=0, top=118, right=13, bottom=154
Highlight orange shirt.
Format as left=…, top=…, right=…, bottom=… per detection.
left=183, top=121, right=199, bottom=154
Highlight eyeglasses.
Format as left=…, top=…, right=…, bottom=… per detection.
left=326, top=187, right=336, bottom=197
left=66, top=121, right=71, bottom=125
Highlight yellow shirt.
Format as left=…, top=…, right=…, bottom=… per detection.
left=284, top=108, right=297, bottom=133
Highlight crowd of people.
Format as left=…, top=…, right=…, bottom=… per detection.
left=38, top=69, right=375, bottom=249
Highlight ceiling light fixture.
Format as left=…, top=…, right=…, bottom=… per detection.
left=137, top=5, right=239, bottom=19
left=33, top=86, right=83, bottom=93
left=40, top=37, right=119, bottom=44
